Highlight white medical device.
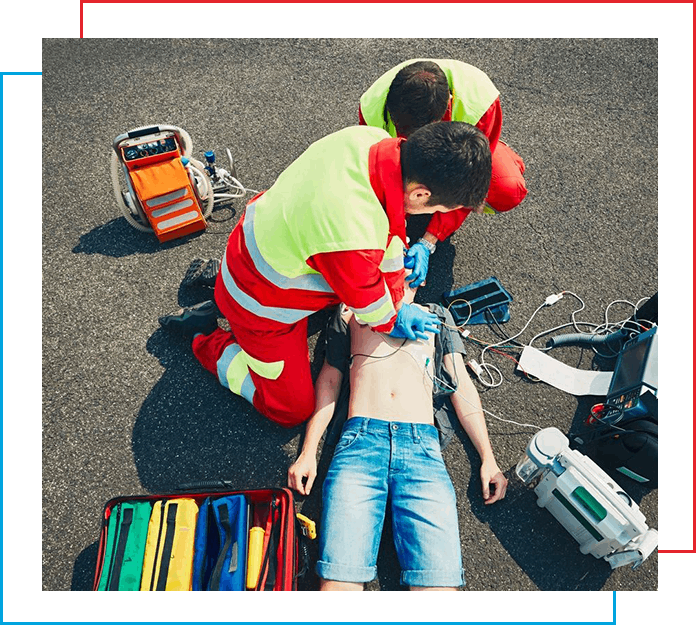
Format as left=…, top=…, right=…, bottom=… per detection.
left=516, top=427, right=658, bottom=569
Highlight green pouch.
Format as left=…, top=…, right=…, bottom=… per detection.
left=97, top=500, right=153, bottom=591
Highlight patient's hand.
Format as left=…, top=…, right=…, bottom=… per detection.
left=481, top=460, right=508, bottom=504
left=288, top=452, right=318, bottom=496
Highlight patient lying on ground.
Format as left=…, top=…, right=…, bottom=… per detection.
left=288, top=276, right=507, bottom=590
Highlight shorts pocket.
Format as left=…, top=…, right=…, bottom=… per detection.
left=334, top=428, right=362, bottom=454
left=418, top=437, right=444, bottom=462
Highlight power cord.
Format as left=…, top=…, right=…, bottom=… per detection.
left=460, top=290, right=653, bottom=389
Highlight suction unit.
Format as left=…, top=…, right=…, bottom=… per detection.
left=516, top=427, right=658, bottom=569
left=111, top=125, right=214, bottom=243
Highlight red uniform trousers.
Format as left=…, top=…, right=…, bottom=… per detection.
left=190, top=203, right=337, bottom=428
left=191, top=301, right=316, bottom=429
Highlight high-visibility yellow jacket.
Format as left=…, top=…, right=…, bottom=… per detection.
left=360, top=58, right=499, bottom=138
left=215, top=126, right=408, bottom=332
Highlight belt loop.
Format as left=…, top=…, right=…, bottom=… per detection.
left=411, top=423, right=420, bottom=442
left=361, top=418, right=369, bottom=433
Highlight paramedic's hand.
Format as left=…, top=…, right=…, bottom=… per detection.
left=481, top=460, right=508, bottom=505
left=288, top=452, right=317, bottom=496
left=403, top=242, right=430, bottom=288
left=389, top=303, right=441, bottom=341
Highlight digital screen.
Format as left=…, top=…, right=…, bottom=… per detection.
left=610, top=338, right=649, bottom=393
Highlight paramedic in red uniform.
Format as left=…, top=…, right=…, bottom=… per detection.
left=359, top=59, right=527, bottom=287
left=160, top=122, right=491, bottom=427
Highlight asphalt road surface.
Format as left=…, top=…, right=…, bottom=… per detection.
left=42, top=38, right=657, bottom=592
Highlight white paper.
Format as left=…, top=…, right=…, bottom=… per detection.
left=518, top=346, right=613, bottom=396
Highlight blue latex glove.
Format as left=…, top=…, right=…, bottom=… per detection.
left=389, top=303, right=441, bottom=341
left=403, top=242, right=430, bottom=288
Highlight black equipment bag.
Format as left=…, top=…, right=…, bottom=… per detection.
left=574, top=416, right=658, bottom=487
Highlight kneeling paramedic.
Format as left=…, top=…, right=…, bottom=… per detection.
left=160, top=122, right=491, bottom=427
left=360, top=59, right=527, bottom=288
left=287, top=277, right=507, bottom=589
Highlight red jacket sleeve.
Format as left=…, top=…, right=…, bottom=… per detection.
left=476, top=96, right=502, bottom=155
left=308, top=249, right=402, bottom=332
left=425, top=208, right=472, bottom=242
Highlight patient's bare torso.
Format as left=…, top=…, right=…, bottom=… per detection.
left=347, top=311, right=436, bottom=424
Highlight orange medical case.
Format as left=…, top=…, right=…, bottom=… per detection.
left=115, top=127, right=207, bottom=242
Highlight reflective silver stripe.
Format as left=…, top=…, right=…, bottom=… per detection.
left=351, top=290, right=392, bottom=317
left=151, top=199, right=194, bottom=218
left=240, top=374, right=256, bottom=403
left=243, top=203, right=334, bottom=293
left=216, top=343, right=257, bottom=403
left=380, top=255, right=404, bottom=273
left=350, top=289, right=396, bottom=328
left=146, top=188, right=188, bottom=208
left=220, top=258, right=315, bottom=324
left=217, top=343, right=241, bottom=389
left=155, top=210, right=200, bottom=231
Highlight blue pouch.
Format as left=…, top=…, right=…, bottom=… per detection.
left=442, top=277, right=513, bottom=326
left=192, top=495, right=249, bottom=591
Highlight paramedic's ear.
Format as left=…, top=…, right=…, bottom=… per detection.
left=408, top=185, right=431, bottom=205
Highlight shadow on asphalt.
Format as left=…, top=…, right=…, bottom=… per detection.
left=71, top=541, right=98, bottom=591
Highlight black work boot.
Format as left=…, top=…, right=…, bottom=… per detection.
left=159, top=300, right=219, bottom=336
left=181, top=258, right=220, bottom=288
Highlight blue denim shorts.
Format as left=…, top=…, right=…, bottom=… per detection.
left=317, top=417, right=464, bottom=587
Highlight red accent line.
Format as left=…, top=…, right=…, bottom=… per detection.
left=80, top=0, right=83, bottom=37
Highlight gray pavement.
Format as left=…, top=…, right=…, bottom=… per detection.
left=42, top=39, right=657, bottom=591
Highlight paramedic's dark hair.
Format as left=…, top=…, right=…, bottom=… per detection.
left=401, top=122, right=492, bottom=209
left=386, top=61, right=450, bottom=138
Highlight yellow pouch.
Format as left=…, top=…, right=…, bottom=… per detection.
left=140, top=498, right=199, bottom=591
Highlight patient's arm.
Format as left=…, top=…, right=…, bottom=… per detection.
left=287, top=361, right=344, bottom=495
left=444, top=352, right=508, bottom=504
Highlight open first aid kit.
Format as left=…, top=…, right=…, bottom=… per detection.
left=94, top=487, right=314, bottom=591
left=516, top=428, right=657, bottom=570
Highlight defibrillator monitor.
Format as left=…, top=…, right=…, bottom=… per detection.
left=605, top=327, right=657, bottom=422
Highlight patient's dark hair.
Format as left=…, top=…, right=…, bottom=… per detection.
left=386, top=61, right=450, bottom=138
left=401, top=122, right=492, bottom=209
